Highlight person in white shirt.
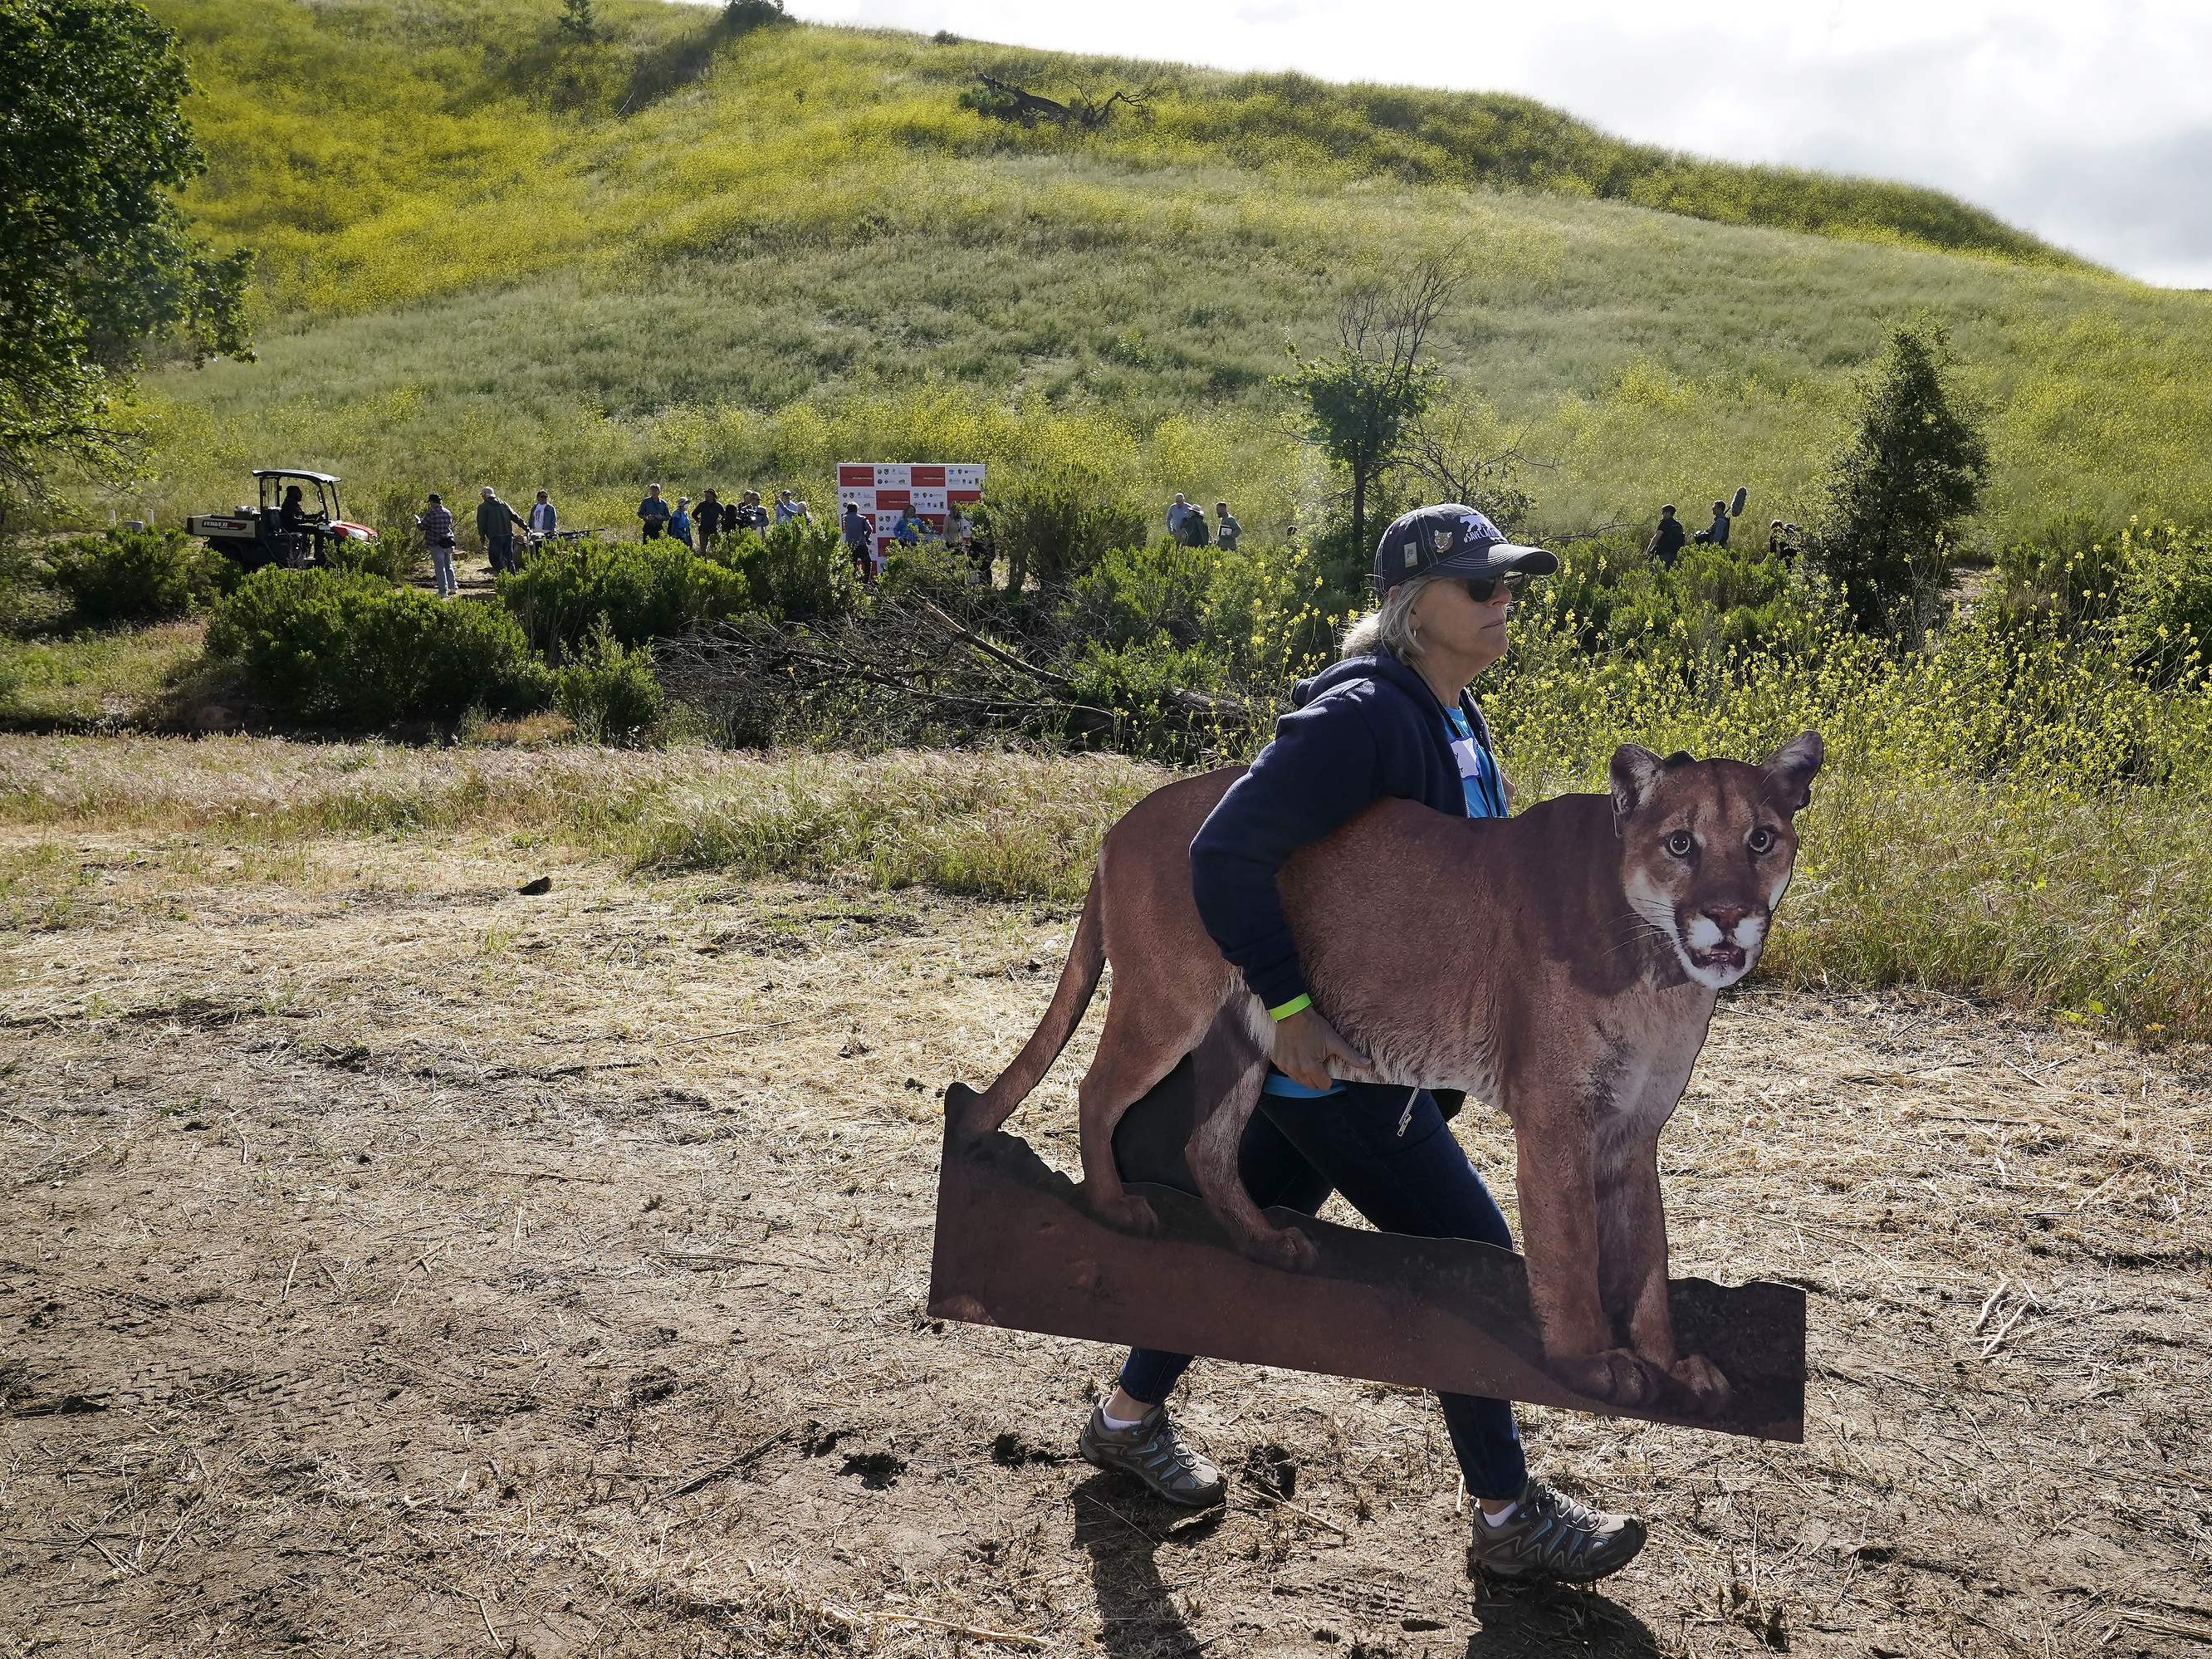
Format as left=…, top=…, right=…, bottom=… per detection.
left=528, top=491, right=557, bottom=540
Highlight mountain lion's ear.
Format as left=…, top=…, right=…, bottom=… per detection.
left=1609, top=744, right=1666, bottom=837
left=1760, top=731, right=1823, bottom=815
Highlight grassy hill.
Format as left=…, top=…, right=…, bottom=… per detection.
left=123, top=0, right=2212, bottom=549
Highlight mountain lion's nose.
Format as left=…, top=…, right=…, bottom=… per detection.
left=1704, top=905, right=1750, bottom=937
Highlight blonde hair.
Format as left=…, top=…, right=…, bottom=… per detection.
left=1338, top=573, right=1440, bottom=662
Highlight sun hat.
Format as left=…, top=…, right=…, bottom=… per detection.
left=1373, top=504, right=1558, bottom=599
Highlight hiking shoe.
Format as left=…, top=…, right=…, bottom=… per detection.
left=1467, top=1478, right=1647, bottom=1584
left=1079, top=1402, right=1226, bottom=1508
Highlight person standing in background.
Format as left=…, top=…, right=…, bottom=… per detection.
left=1214, top=502, right=1241, bottom=551
left=639, top=485, right=671, bottom=541
left=841, top=501, right=874, bottom=582
left=1698, top=500, right=1731, bottom=548
left=477, top=485, right=526, bottom=576
left=1646, top=504, right=1687, bottom=569
left=528, top=490, right=557, bottom=544
left=697, top=489, right=725, bottom=544
left=418, top=492, right=458, bottom=598
left=946, top=507, right=976, bottom=580
left=669, top=497, right=695, bottom=548
left=775, top=489, right=811, bottom=525
left=734, top=491, right=770, bottom=536
left=1167, top=493, right=1194, bottom=544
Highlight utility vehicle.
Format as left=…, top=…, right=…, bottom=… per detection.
left=185, top=470, right=379, bottom=570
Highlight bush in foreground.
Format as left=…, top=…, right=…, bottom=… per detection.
left=553, top=623, right=668, bottom=745
left=46, top=527, right=234, bottom=628
left=207, top=568, right=544, bottom=726
left=499, top=540, right=751, bottom=653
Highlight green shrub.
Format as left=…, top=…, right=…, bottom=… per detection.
left=876, top=537, right=972, bottom=601
left=553, top=621, right=668, bottom=744
left=499, top=539, right=750, bottom=652
left=1067, top=540, right=1215, bottom=648
left=325, top=529, right=427, bottom=585
left=987, top=474, right=1148, bottom=591
left=710, top=520, right=858, bottom=624
left=207, top=568, right=546, bottom=726
left=1064, top=639, right=1260, bottom=759
left=2112, top=526, right=2212, bottom=691
left=1992, top=512, right=2130, bottom=632
left=1600, top=543, right=1831, bottom=673
left=46, top=528, right=234, bottom=627
left=1066, top=538, right=1338, bottom=674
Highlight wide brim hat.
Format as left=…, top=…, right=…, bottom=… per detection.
left=1373, top=504, right=1558, bottom=596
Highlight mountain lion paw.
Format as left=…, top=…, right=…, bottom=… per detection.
left=1551, top=1348, right=1667, bottom=1407
left=1089, top=1191, right=1159, bottom=1236
left=1236, top=1224, right=1319, bottom=1273
left=1668, top=1353, right=1733, bottom=1413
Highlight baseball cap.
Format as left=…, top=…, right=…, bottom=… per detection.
left=1373, top=504, right=1558, bottom=598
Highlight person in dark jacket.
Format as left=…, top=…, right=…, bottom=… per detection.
left=1695, top=499, right=1730, bottom=548
left=477, top=486, right=526, bottom=575
left=638, top=485, right=671, bottom=541
left=1076, top=504, right=1650, bottom=1587
left=840, top=502, right=874, bottom=581
left=1647, top=502, right=1687, bottom=567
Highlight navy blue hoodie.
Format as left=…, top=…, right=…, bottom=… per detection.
left=1190, top=654, right=1497, bottom=1012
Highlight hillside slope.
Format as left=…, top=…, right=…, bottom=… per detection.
left=131, top=0, right=2212, bottom=548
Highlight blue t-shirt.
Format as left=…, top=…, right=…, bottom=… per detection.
left=1263, top=699, right=1504, bottom=1098
left=1444, top=705, right=1508, bottom=820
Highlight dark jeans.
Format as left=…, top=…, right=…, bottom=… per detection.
left=487, top=536, right=515, bottom=575
left=1113, top=1074, right=1527, bottom=1500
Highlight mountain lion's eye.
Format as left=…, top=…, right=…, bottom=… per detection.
left=1665, top=830, right=1694, bottom=858
left=1748, top=826, right=1775, bottom=854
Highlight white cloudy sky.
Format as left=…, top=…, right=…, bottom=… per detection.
left=785, top=0, right=2212, bottom=288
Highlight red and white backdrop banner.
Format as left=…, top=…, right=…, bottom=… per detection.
left=836, top=463, right=984, bottom=573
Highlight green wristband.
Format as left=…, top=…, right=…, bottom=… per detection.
left=1268, top=993, right=1312, bottom=1021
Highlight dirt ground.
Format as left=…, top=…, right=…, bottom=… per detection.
left=3, top=814, right=2210, bottom=1658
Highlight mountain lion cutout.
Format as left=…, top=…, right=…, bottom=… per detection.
left=947, top=732, right=1823, bottom=1415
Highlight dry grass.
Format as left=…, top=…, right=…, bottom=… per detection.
left=2, top=761, right=2209, bottom=1657
left=0, top=621, right=208, bottom=731
left=0, top=735, right=1169, bottom=903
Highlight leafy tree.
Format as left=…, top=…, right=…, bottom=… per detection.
left=1815, top=319, right=1989, bottom=646
left=1276, top=257, right=1458, bottom=562
left=0, top=0, right=253, bottom=510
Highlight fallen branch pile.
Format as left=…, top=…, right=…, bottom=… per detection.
left=655, top=590, right=1275, bottom=757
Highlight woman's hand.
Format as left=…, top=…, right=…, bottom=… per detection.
left=1271, top=1006, right=1370, bottom=1092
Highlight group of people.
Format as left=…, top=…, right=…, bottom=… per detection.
left=1644, top=494, right=1796, bottom=568
left=414, top=485, right=561, bottom=598
left=839, top=499, right=986, bottom=586
left=1166, top=493, right=1241, bottom=551
left=635, top=483, right=810, bottom=546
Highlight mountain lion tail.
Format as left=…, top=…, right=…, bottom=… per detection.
left=946, top=878, right=1105, bottom=1139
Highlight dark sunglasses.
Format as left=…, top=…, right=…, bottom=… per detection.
left=1463, top=570, right=1529, bottom=604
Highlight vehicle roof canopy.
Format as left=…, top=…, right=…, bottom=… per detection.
left=252, top=469, right=341, bottom=484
